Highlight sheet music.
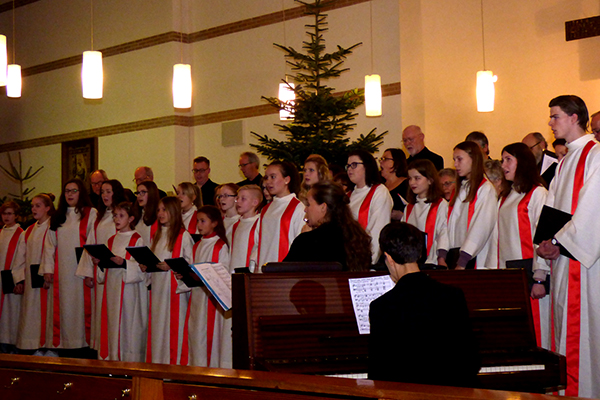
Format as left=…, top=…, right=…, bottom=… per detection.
left=348, top=275, right=395, bottom=335
left=190, top=262, right=232, bottom=311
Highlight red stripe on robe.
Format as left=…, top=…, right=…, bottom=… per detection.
left=0, top=226, right=23, bottom=319
left=357, top=185, right=379, bottom=229
left=25, top=224, right=50, bottom=348
left=405, top=199, right=442, bottom=257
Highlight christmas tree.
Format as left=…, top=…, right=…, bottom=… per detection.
left=251, top=0, right=387, bottom=168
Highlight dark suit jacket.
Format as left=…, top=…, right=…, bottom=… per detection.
left=368, top=272, right=480, bottom=387
left=237, top=173, right=263, bottom=187
left=407, top=147, right=444, bottom=171
left=199, top=179, right=219, bottom=206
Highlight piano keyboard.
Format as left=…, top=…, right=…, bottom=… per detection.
left=326, top=364, right=546, bottom=380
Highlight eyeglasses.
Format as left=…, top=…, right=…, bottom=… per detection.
left=216, top=194, right=236, bottom=199
left=64, top=189, right=79, bottom=194
left=345, top=162, right=364, bottom=170
left=379, top=157, right=393, bottom=162
left=528, top=141, right=542, bottom=150
left=402, top=137, right=416, bottom=144
left=135, top=190, right=148, bottom=196
left=238, top=163, right=251, bottom=169
left=442, top=181, right=455, bottom=187
left=91, top=181, right=104, bottom=187
left=192, top=168, right=208, bottom=174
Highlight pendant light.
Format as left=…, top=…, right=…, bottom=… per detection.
left=0, top=35, right=7, bottom=86
left=6, top=0, right=20, bottom=98
left=278, top=0, right=295, bottom=120
left=476, top=0, right=497, bottom=112
left=82, top=0, right=103, bottom=99
left=173, top=0, right=192, bottom=109
left=364, top=0, right=381, bottom=117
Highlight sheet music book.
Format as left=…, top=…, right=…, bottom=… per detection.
left=1, top=270, right=15, bottom=294
left=125, top=246, right=162, bottom=273
left=190, top=262, right=232, bottom=311
left=165, top=257, right=203, bottom=288
left=348, top=275, right=395, bottom=335
left=30, top=264, right=45, bottom=289
left=83, top=244, right=121, bottom=271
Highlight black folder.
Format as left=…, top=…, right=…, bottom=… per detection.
left=83, top=244, right=121, bottom=271
left=190, top=234, right=202, bottom=243
left=75, top=247, right=85, bottom=264
left=165, top=257, right=203, bottom=288
left=505, top=258, right=550, bottom=293
left=446, top=248, right=477, bottom=270
left=125, top=246, right=162, bottom=272
left=30, top=264, right=45, bottom=289
left=533, top=205, right=575, bottom=260
left=1, top=270, right=15, bottom=294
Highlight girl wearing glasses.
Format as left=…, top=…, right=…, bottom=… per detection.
left=257, top=161, right=304, bottom=267
left=0, top=201, right=26, bottom=353
left=176, top=182, right=202, bottom=235
left=347, top=150, right=393, bottom=265
left=379, top=148, right=409, bottom=221
left=447, top=141, right=497, bottom=269
left=215, top=183, right=240, bottom=245
left=40, top=178, right=97, bottom=356
left=16, top=193, right=56, bottom=355
left=132, top=181, right=160, bottom=246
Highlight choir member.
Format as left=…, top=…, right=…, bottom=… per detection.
left=402, top=160, right=449, bottom=266
left=132, top=181, right=160, bottom=246
left=97, top=202, right=146, bottom=361
left=188, top=206, right=230, bottom=367
left=259, top=176, right=272, bottom=211
left=438, top=168, right=457, bottom=202
left=299, top=154, right=331, bottom=203
left=176, top=182, right=201, bottom=234
left=141, top=196, right=193, bottom=365
left=347, top=150, right=393, bottom=264
left=16, top=194, right=55, bottom=355
left=215, top=183, right=240, bottom=245
left=379, top=148, right=409, bottom=220
left=40, top=178, right=97, bottom=356
left=0, top=201, right=26, bottom=353
left=447, top=141, right=497, bottom=269
left=489, top=142, right=549, bottom=348
left=284, top=181, right=371, bottom=271
left=230, top=185, right=262, bottom=272
left=257, top=161, right=304, bottom=267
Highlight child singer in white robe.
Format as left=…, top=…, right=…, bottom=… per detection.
left=177, top=182, right=201, bottom=235
left=141, top=196, right=193, bottom=365
left=133, top=181, right=160, bottom=246
left=257, top=161, right=304, bottom=267
left=402, top=160, right=449, bottom=266
left=16, top=194, right=55, bottom=354
left=230, top=185, right=262, bottom=272
left=216, top=183, right=240, bottom=245
left=187, top=206, right=230, bottom=367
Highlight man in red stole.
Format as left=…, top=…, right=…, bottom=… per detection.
left=537, top=95, right=600, bottom=398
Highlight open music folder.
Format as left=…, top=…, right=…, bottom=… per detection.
left=190, top=262, right=232, bottom=311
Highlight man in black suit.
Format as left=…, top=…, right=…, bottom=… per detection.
left=134, top=166, right=167, bottom=198
left=369, top=222, right=480, bottom=387
left=403, top=125, right=444, bottom=170
left=193, top=156, right=219, bottom=206
left=522, top=132, right=557, bottom=188
left=236, top=151, right=263, bottom=187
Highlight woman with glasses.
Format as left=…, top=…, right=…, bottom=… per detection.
left=379, top=148, right=409, bottom=221
left=347, top=150, right=393, bottom=265
left=215, top=183, right=240, bottom=245
left=40, top=178, right=97, bottom=357
left=176, top=182, right=202, bottom=235
left=132, top=181, right=160, bottom=246
left=257, top=161, right=304, bottom=267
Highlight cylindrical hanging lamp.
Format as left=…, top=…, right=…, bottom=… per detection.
left=173, top=63, right=192, bottom=109
left=82, top=50, right=103, bottom=99
left=6, top=64, right=21, bottom=98
left=476, top=70, right=496, bottom=112
left=365, top=74, right=382, bottom=117
left=0, top=35, right=7, bottom=86
left=278, top=82, right=295, bottom=120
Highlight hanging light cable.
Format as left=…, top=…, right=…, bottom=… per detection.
left=82, top=0, right=103, bottom=99
left=365, top=0, right=382, bottom=117
left=6, top=0, right=21, bottom=98
left=0, top=34, right=7, bottom=86
left=173, top=0, right=192, bottom=108
left=476, top=0, right=497, bottom=112
left=278, top=0, right=295, bottom=120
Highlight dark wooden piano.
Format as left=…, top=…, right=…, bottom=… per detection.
left=232, top=269, right=566, bottom=393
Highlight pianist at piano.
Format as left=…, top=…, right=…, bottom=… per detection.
left=368, top=222, right=480, bottom=386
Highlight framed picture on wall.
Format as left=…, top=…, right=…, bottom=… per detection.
left=61, top=138, right=98, bottom=189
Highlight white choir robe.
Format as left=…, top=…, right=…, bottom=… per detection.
left=402, top=197, right=449, bottom=265
left=257, top=193, right=304, bottom=267
left=543, top=134, right=600, bottom=398
left=146, top=227, right=194, bottom=365
left=17, top=219, right=52, bottom=350
left=447, top=180, right=496, bottom=268
left=486, top=186, right=550, bottom=350
left=182, top=206, right=198, bottom=234
left=76, top=209, right=116, bottom=350
left=0, top=224, right=26, bottom=345
left=349, top=184, right=393, bottom=264
left=135, top=210, right=155, bottom=248
left=40, top=207, right=97, bottom=349
left=101, top=231, right=147, bottom=361
left=188, top=235, right=231, bottom=367
left=230, top=215, right=260, bottom=272
left=223, top=215, right=240, bottom=247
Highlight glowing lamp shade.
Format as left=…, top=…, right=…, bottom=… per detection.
left=278, top=82, right=295, bottom=120
left=365, top=74, right=382, bottom=117
left=82, top=51, right=103, bottom=99
left=6, top=64, right=21, bottom=98
left=476, top=70, right=497, bottom=112
left=173, top=63, right=192, bottom=109
left=0, top=35, right=7, bottom=87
